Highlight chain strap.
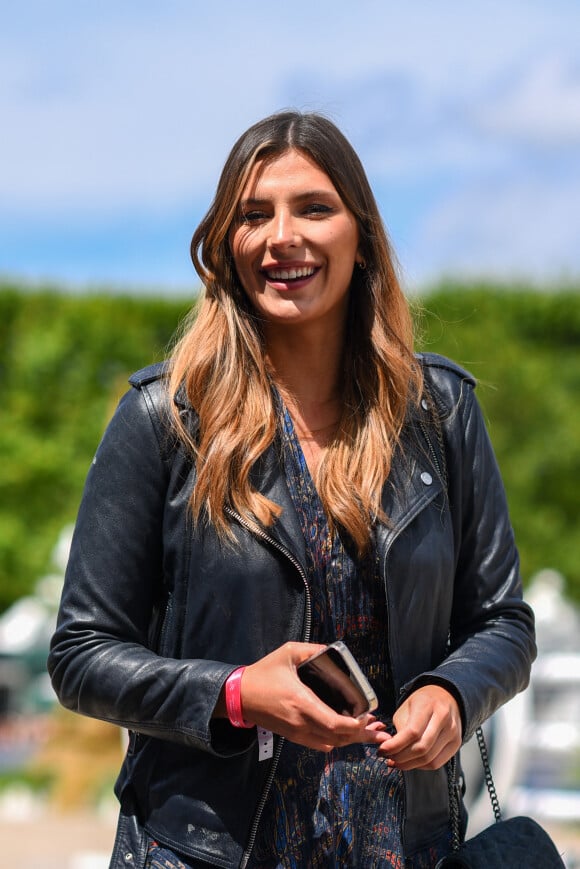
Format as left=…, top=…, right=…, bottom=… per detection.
left=421, top=375, right=503, bottom=850
left=447, top=753, right=463, bottom=851
left=476, top=726, right=502, bottom=823
left=446, top=725, right=503, bottom=852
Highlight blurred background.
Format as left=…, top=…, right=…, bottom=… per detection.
left=1, top=1, right=579, bottom=866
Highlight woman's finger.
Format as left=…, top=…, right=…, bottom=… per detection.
left=376, top=684, right=462, bottom=770
left=239, top=642, right=386, bottom=751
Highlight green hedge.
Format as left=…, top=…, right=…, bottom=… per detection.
left=0, top=281, right=578, bottom=612
left=416, top=282, right=580, bottom=598
left=0, top=285, right=191, bottom=611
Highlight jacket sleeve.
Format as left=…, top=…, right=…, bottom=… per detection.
left=47, top=382, right=252, bottom=756
left=412, top=362, right=536, bottom=741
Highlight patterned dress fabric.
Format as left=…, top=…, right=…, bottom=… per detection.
left=248, top=402, right=451, bottom=868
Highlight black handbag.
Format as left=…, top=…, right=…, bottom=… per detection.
left=435, top=728, right=566, bottom=868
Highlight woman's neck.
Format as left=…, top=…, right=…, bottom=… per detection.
left=265, top=323, right=344, bottom=424
left=265, top=322, right=345, bottom=478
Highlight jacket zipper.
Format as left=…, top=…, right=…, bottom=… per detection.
left=224, top=508, right=312, bottom=869
left=418, top=417, right=443, bottom=485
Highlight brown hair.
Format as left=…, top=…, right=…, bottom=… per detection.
left=169, top=110, right=422, bottom=553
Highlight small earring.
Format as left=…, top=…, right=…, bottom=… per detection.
left=357, top=258, right=367, bottom=270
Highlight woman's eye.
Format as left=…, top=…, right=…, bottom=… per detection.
left=241, top=210, right=267, bottom=223
left=304, top=203, right=332, bottom=216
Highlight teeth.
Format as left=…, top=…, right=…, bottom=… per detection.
left=266, top=266, right=315, bottom=280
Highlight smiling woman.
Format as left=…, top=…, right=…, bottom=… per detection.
left=226, top=149, right=363, bottom=479
left=229, top=150, right=362, bottom=335
left=48, top=111, right=536, bottom=869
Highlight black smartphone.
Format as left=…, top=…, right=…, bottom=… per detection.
left=297, top=640, right=378, bottom=718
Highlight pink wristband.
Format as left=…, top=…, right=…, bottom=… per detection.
left=225, top=666, right=254, bottom=729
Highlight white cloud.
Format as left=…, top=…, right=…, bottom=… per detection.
left=2, top=1, right=578, bottom=209
left=476, top=54, right=580, bottom=147
left=410, top=173, right=580, bottom=285
left=1, top=1, right=579, bottom=285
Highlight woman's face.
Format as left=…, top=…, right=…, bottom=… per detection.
left=229, top=149, right=361, bottom=333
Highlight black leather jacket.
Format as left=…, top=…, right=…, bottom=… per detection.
left=48, top=353, right=536, bottom=868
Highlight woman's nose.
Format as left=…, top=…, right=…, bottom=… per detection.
left=269, top=210, right=299, bottom=248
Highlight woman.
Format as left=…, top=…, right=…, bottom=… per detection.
left=48, top=111, right=536, bottom=868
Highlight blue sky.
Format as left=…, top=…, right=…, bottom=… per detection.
left=1, top=1, right=579, bottom=294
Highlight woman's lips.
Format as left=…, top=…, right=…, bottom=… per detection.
left=261, top=265, right=320, bottom=289
left=264, top=265, right=317, bottom=281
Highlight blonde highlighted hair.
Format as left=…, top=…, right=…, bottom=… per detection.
left=169, top=111, right=422, bottom=554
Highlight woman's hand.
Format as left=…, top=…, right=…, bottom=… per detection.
left=376, top=684, right=462, bottom=770
left=233, top=642, right=386, bottom=752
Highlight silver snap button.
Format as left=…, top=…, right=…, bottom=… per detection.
left=124, top=854, right=134, bottom=863
left=421, top=398, right=429, bottom=411
left=420, top=472, right=433, bottom=485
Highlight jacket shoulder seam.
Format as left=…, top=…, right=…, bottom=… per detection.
left=417, top=352, right=476, bottom=387
left=129, top=361, right=168, bottom=389
left=128, top=364, right=175, bottom=465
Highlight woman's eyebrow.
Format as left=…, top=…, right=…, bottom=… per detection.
left=240, top=189, right=339, bottom=207
left=239, top=197, right=269, bottom=208
left=295, top=189, right=339, bottom=202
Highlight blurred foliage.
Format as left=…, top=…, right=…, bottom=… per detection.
left=416, top=281, right=580, bottom=600
left=0, top=765, right=55, bottom=794
left=0, top=281, right=579, bottom=613
left=30, top=708, right=123, bottom=809
left=0, top=284, right=191, bottom=612
left=0, top=709, right=123, bottom=808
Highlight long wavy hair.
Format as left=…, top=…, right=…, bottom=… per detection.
left=169, top=110, right=422, bottom=554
